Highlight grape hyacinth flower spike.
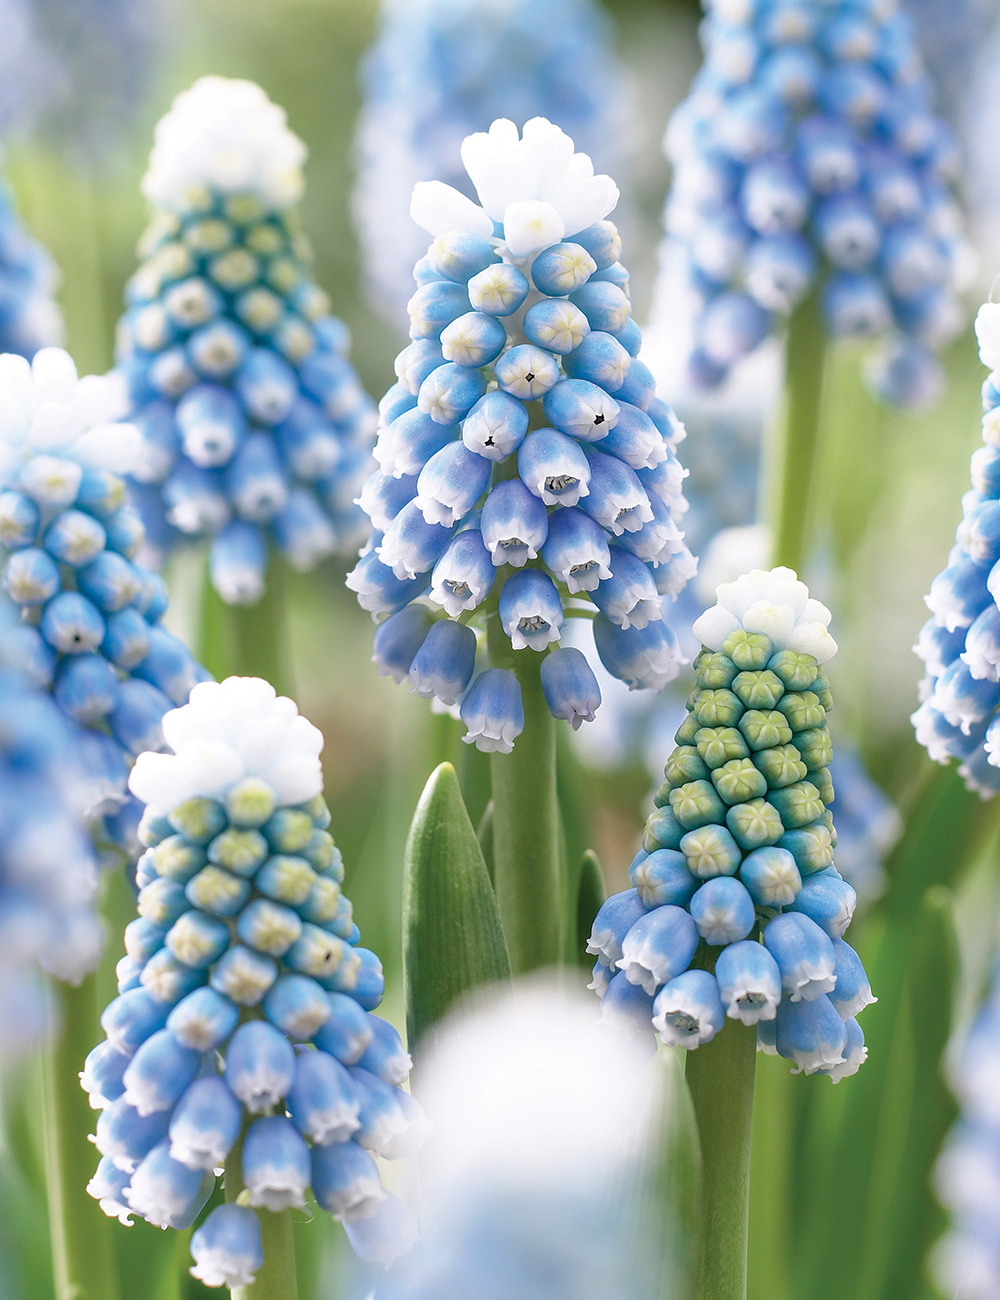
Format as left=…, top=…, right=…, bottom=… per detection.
left=349, top=115, right=695, bottom=754
left=656, top=0, right=971, bottom=408
left=911, top=300, right=1000, bottom=796
left=0, top=346, right=209, bottom=851
left=353, top=0, right=632, bottom=323
left=592, top=565, right=874, bottom=1077
left=114, top=76, right=376, bottom=599
left=0, top=152, right=63, bottom=359
left=82, top=677, right=423, bottom=1283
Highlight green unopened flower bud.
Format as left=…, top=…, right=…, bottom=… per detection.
left=778, top=824, right=834, bottom=874
left=300, top=829, right=335, bottom=871
left=669, top=780, right=728, bottom=830
left=680, top=824, right=742, bottom=879
left=712, top=758, right=768, bottom=806
left=185, top=865, right=250, bottom=917
left=208, top=828, right=269, bottom=877
left=796, top=727, right=833, bottom=771
left=695, top=652, right=738, bottom=690
left=152, top=835, right=208, bottom=883
left=753, top=744, right=808, bottom=789
left=776, top=691, right=825, bottom=732
left=739, top=709, right=793, bottom=751
left=732, top=669, right=785, bottom=710
left=643, top=805, right=685, bottom=853
left=769, top=780, right=825, bottom=829
left=168, top=796, right=227, bottom=844
left=812, top=767, right=835, bottom=805
left=256, top=855, right=318, bottom=906
left=695, top=726, right=750, bottom=770
left=262, top=808, right=314, bottom=854
left=726, top=797, right=784, bottom=850
left=301, top=794, right=332, bottom=829
left=299, top=877, right=342, bottom=925
left=722, top=629, right=773, bottom=670
left=819, top=809, right=837, bottom=845
left=812, top=670, right=833, bottom=711
left=137, top=808, right=172, bottom=848
left=665, top=746, right=711, bottom=785
left=325, top=846, right=345, bottom=884
left=768, top=649, right=818, bottom=691
left=225, top=777, right=277, bottom=828
left=674, top=714, right=701, bottom=746
left=693, top=688, right=744, bottom=728
left=652, top=779, right=673, bottom=809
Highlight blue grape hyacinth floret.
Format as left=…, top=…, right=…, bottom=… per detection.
left=0, top=346, right=209, bottom=850
left=347, top=117, right=695, bottom=753
left=911, top=301, right=1000, bottom=796
left=81, top=677, right=423, bottom=1285
left=0, top=154, right=63, bottom=360
left=660, top=0, right=971, bottom=407
left=114, top=77, right=376, bottom=601
left=590, top=567, right=876, bottom=1078
left=353, top=0, right=632, bottom=324
left=0, top=666, right=102, bottom=1059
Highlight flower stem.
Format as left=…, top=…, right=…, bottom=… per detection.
left=685, top=1020, right=757, bottom=1300
left=486, top=584, right=563, bottom=974
left=225, top=1132, right=298, bottom=1300
left=199, top=555, right=292, bottom=695
left=42, top=975, right=121, bottom=1300
left=764, top=287, right=827, bottom=574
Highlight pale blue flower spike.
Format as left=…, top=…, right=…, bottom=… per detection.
left=348, top=116, right=693, bottom=750
left=592, top=569, right=874, bottom=1073
left=0, top=168, right=62, bottom=359
left=83, top=679, right=423, bottom=1275
left=113, top=77, right=376, bottom=590
left=652, top=0, right=970, bottom=409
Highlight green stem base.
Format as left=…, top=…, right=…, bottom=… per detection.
left=42, top=976, right=120, bottom=1300
left=199, top=557, right=292, bottom=695
left=230, top=1211, right=298, bottom=1300
left=686, top=1021, right=757, bottom=1300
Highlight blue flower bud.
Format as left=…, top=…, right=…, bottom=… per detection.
left=263, top=974, right=334, bottom=1040
left=540, top=647, right=601, bottom=729
left=408, top=618, right=477, bottom=705
left=617, top=904, right=699, bottom=995
left=40, top=591, right=106, bottom=655
left=3, top=548, right=61, bottom=605
left=818, top=1016, right=867, bottom=1082
left=787, top=873, right=857, bottom=938
left=357, top=470, right=418, bottom=533
left=377, top=500, right=454, bottom=581
left=176, top=385, right=246, bottom=468
left=189, top=320, right=251, bottom=379
left=628, top=848, right=698, bottom=908
left=313, top=992, right=374, bottom=1065
left=829, top=937, right=876, bottom=1020
left=356, top=1016, right=411, bottom=1087
left=530, top=242, right=597, bottom=296
left=774, top=993, right=848, bottom=1074
left=579, top=449, right=652, bottom=536
left=652, top=969, right=725, bottom=1048
left=87, top=1155, right=134, bottom=1223
left=615, top=358, right=657, bottom=411
left=542, top=377, right=620, bottom=442
left=518, top=428, right=591, bottom=507
left=43, top=509, right=107, bottom=568
left=225, top=1020, right=296, bottom=1114
left=739, top=845, right=802, bottom=906
left=0, top=490, right=40, bottom=548
left=125, top=1138, right=213, bottom=1228
left=349, top=1066, right=427, bottom=1160
left=539, top=506, right=611, bottom=593
left=495, top=344, right=560, bottom=400
left=189, top=1204, right=264, bottom=1290
left=121, top=1027, right=203, bottom=1118
left=499, top=569, right=563, bottom=651
left=415, top=441, right=491, bottom=526
left=346, top=548, right=429, bottom=617
left=593, top=615, right=684, bottom=691
left=459, top=667, right=524, bottom=754
left=600, top=969, right=656, bottom=1038
left=166, top=987, right=240, bottom=1051
left=440, top=311, right=507, bottom=368
left=429, top=528, right=495, bottom=617
left=932, top=659, right=1000, bottom=735
left=287, top=1049, right=361, bottom=1144
left=394, top=339, right=445, bottom=394
left=689, top=877, right=756, bottom=945
left=53, top=654, right=120, bottom=723
left=100, top=988, right=171, bottom=1056
left=80, top=1041, right=131, bottom=1109
left=408, top=281, right=471, bottom=340
left=461, top=390, right=529, bottom=461
left=418, top=361, right=487, bottom=425
left=563, top=331, right=630, bottom=391
left=168, top=1076, right=242, bottom=1169
left=225, top=433, right=289, bottom=523
left=592, top=548, right=662, bottom=630
left=715, top=939, right=782, bottom=1024
left=568, top=280, right=630, bottom=337
left=925, top=553, right=990, bottom=632
left=480, top=479, right=548, bottom=568
left=522, top=299, right=590, bottom=355
left=427, top=230, right=494, bottom=283
left=18, top=454, right=83, bottom=508
left=140, top=949, right=207, bottom=1004
left=208, top=521, right=267, bottom=605
left=763, top=912, right=836, bottom=1001
left=210, top=945, right=278, bottom=1006
left=959, top=604, right=1000, bottom=682
left=234, top=349, right=298, bottom=426
left=95, top=1095, right=171, bottom=1173
left=824, top=271, right=891, bottom=337
left=371, top=605, right=432, bottom=684
left=311, top=1140, right=385, bottom=1221
left=466, top=263, right=529, bottom=317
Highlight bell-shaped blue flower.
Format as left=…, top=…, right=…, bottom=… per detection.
left=689, top=877, right=756, bottom=946
left=189, top=1204, right=264, bottom=1290
left=499, top=569, right=563, bottom=651
left=652, top=969, right=726, bottom=1048
left=124, top=1140, right=213, bottom=1229
left=429, top=528, right=495, bottom=617
left=415, top=441, right=491, bottom=526
left=459, top=669, right=524, bottom=754
left=540, top=647, right=601, bottom=729
left=168, top=1076, right=243, bottom=1170
left=714, top=940, right=782, bottom=1025
left=518, top=429, right=591, bottom=507
left=617, top=905, right=699, bottom=995
left=408, top=619, right=477, bottom=706
left=242, top=1115, right=311, bottom=1210
left=763, top=912, right=837, bottom=1002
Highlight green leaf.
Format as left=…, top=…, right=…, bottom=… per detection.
left=403, top=763, right=511, bottom=1049
left=476, top=799, right=494, bottom=888
left=574, top=849, right=605, bottom=969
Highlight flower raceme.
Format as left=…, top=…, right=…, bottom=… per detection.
left=114, top=77, right=376, bottom=602
left=81, top=677, right=423, bottom=1283
left=911, top=302, right=1000, bottom=794
left=590, top=567, right=876, bottom=1078
left=656, top=0, right=971, bottom=408
left=348, top=117, right=696, bottom=753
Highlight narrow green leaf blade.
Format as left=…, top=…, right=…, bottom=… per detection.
left=403, top=763, right=511, bottom=1048
left=574, top=848, right=605, bottom=969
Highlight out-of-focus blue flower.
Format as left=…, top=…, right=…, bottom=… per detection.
left=353, top=0, right=633, bottom=324
left=912, top=302, right=1000, bottom=794
left=0, top=157, right=62, bottom=360
left=83, top=677, right=424, bottom=1275
left=589, top=568, right=874, bottom=1077
left=650, top=0, right=971, bottom=409
left=0, top=347, right=208, bottom=855
left=348, top=117, right=693, bottom=750
left=114, top=77, right=376, bottom=595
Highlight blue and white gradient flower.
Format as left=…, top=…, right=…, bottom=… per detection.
left=353, top=0, right=631, bottom=324
left=911, top=300, right=1000, bottom=795
left=82, top=677, right=424, bottom=1278
left=349, top=117, right=694, bottom=752
left=0, top=667, right=102, bottom=1060
left=0, top=154, right=63, bottom=359
left=114, top=76, right=376, bottom=598
left=932, top=959, right=1000, bottom=1299
left=589, top=567, right=876, bottom=1077
left=0, top=346, right=208, bottom=846
left=655, top=0, right=972, bottom=408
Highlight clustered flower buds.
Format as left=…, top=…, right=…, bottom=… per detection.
left=912, top=303, right=1000, bottom=795
left=659, top=0, right=970, bottom=407
left=591, top=567, right=875, bottom=1079
left=0, top=347, right=207, bottom=849
left=348, top=117, right=696, bottom=752
left=82, top=678, right=423, bottom=1283
left=114, top=77, right=376, bottom=602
